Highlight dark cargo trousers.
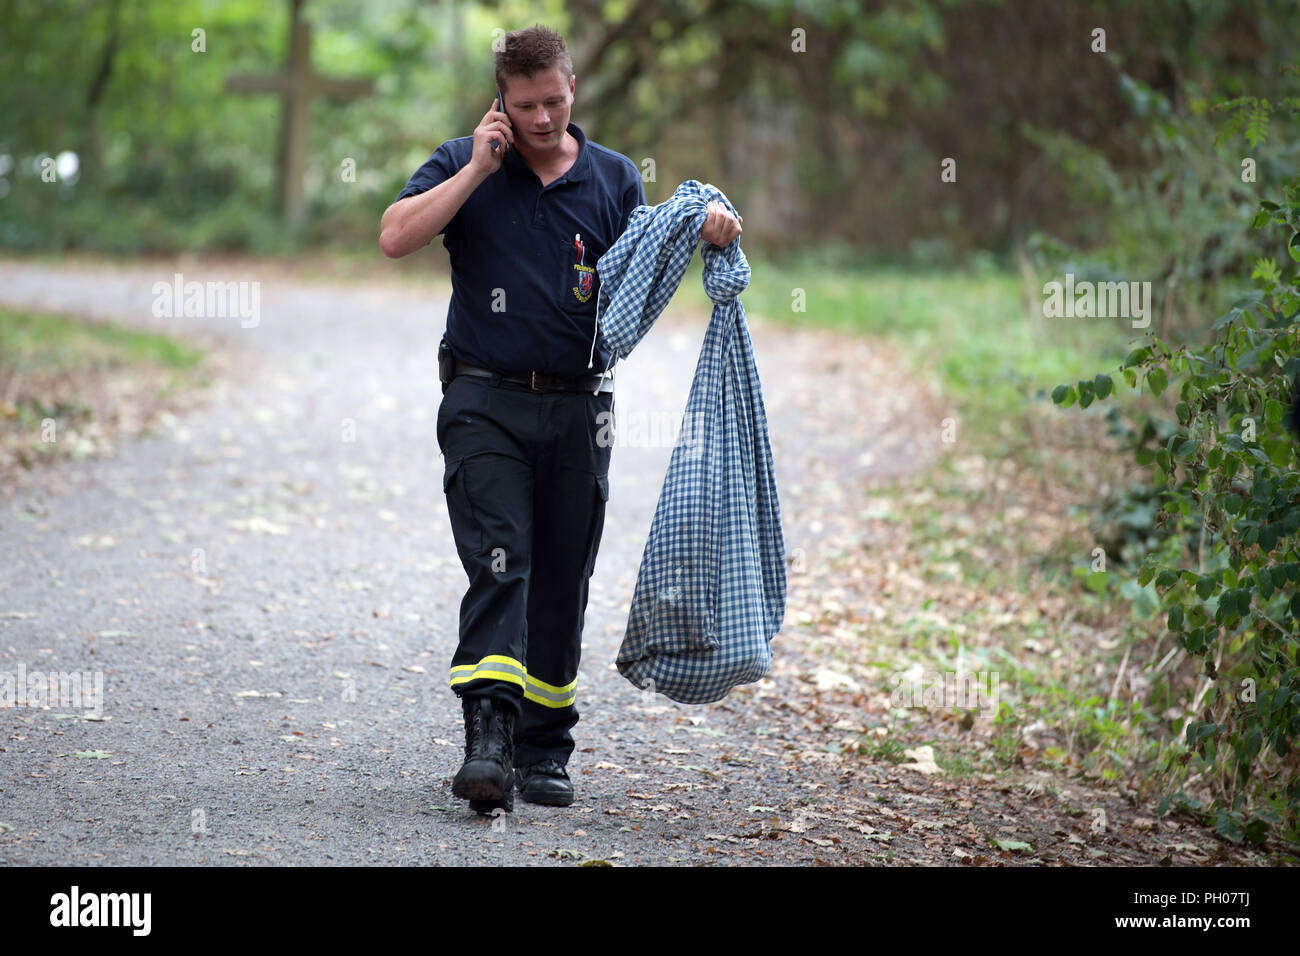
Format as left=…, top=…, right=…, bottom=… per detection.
left=436, top=371, right=613, bottom=769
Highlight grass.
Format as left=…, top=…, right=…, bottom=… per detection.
left=748, top=256, right=1186, bottom=803
left=695, top=257, right=1188, bottom=805
left=0, top=308, right=203, bottom=374
left=736, top=253, right=1143, bottom=446
left=0, top=306, right=209, bottom=479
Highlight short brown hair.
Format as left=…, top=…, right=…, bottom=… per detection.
left=494, top=24, right=573, bottom=93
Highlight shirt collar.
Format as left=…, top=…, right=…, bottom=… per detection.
left=505, top=121, right=589, bottom=183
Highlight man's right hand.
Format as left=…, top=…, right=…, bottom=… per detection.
left=469, top=98, right=515, bottom=175
left=380, top=99, right=513, bottom=258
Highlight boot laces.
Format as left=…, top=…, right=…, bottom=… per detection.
left=462, top=697, right=486, bottom=761
left=525, top=758, right=567, bottom=779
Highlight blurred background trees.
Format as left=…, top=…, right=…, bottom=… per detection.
left=2, top=0, right=1294, bottom=284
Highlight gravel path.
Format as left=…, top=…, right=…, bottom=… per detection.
left=0, top=256, right=945, bottom=865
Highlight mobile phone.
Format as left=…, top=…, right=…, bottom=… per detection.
left=492, top=89, right=509, bottom=154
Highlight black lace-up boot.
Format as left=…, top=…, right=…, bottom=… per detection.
left=514, top=758, right=574, bottom=806
left=451, top=694, right=515, bottom=813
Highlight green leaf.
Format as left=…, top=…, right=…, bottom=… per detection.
left=1214, top=811, right=1245, bottom=843
left=1244, top=818, right=1270, bottom=845
left=1167, top=605, right=1184, bottom=631
left=1093, top=374, right=1113, bottom=399
left=1051, top=384, right=1070, bottom=405
left=1124, top=348, right=1150, bottom=367
left=1289, top=230, right=1300, bottom=263
left=1148, top=367, right=1168, bottom=396
left=993, top=839, right=1032, bottom=852
left=1259, top=524, right=1279, bottom=552
left=1246, top=727, right=1263, bottom=759
left=1224, top=493, right=1243, bottom=515
left=1266, top=438, right=1293, bottom=468
left=1196, top=575, right=1216, bottom=599
left=1122, top=368, right=1137, bottom=389
left=1275, top=729, right=1290, bottom=759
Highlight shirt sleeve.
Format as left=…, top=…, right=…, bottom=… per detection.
left=394, top=141, right=463, bottom=238
left=619, top=165, right=649, bottom=235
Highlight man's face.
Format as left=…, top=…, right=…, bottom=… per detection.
left=500, top=66, right=574, bottom=154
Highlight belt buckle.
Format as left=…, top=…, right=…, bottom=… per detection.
left=530, top=370, right=539, bottom=391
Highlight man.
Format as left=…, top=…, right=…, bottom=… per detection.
left=379, top=25, right=741, bottom=813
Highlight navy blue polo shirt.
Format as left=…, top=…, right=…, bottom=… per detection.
left=395, top=121, right=648, bottom=378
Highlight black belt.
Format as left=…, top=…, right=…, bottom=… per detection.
left=453, top=359, right=613, bottom=393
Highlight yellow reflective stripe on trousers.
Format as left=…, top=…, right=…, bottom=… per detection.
left=448, top=656, right=576, bottom=708
left=449, top=655, right=526, bottom=690
left=524, top=672, right=577, bottom=709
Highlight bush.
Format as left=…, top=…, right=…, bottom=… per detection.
left=1052, top=86, right=1300, bottom=844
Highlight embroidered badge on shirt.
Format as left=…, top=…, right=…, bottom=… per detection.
left=572, top=232, right=594, bottom=302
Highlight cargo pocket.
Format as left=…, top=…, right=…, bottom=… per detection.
left=583, top=473, right=610, bottom=577
left=443, top=457, right=483, bottom=557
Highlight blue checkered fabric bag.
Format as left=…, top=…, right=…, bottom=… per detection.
left=593, top=180, right=787, bottom=704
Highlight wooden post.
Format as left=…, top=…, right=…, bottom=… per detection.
left=226, top=0, right=374, bottom=225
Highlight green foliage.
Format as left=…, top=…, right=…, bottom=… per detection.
left=3, top=1, right=1296, bottom=257
left=743, top=256, right=1126, bottom=453
left=1213, top=95, right=1300, bottom=150
left=1024, top=71, right=1300, bottom=340
left=0, top=307, right=203, bottom=372
left=1051, top=92, right=1300, bottom=843
left=0, top=0, right=468, bottom=255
